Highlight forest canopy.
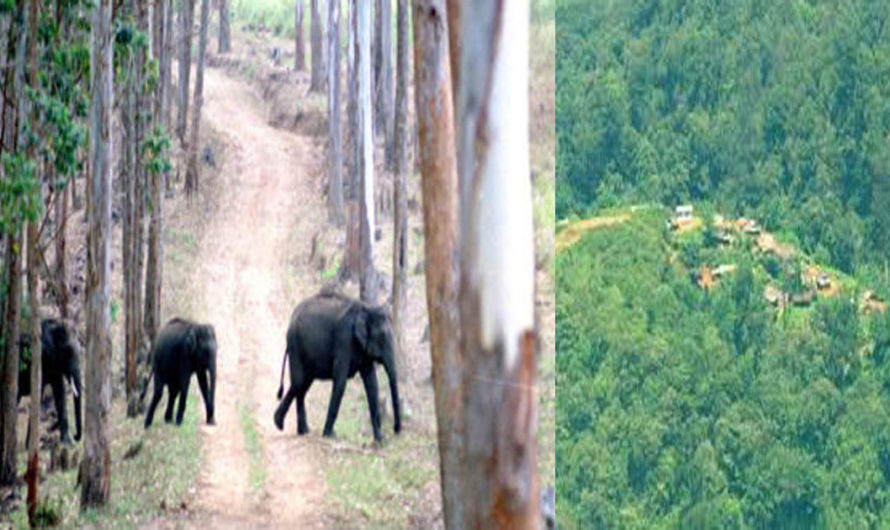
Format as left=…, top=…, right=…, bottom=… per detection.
left=556, top=0, right=890, bottom=277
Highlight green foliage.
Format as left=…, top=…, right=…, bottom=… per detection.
left=0, top=153, right=41, bottom=235
left=557, top=0, right=890, bottom=276
left=557, top=212, right=890, bottom=528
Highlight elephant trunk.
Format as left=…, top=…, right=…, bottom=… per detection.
left=208, top=361, right=216, bottom=423
left=71, top=367, right=83, bottom=441
left=384, top=355, right=401, bottom=434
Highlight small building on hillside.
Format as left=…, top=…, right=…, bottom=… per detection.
left=863, top=291, right=888, bottom=313
left=791, top=290, right=815, bottom=307
left=764, top=285, right=784, bottom=307
left=676, top=205, right=694, bottom=220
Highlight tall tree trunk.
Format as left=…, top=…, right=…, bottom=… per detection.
left=456, top=2, right=539, bottom=527
left=294, top=0, right=305, bottom=70
left=56, top=175, right=69, bottom=319
left=163, top=0, right=174, bottom=141
left=391, top=0, right=408, bottom=384
left=185, top=0, right=209, bottom=195
left=25, top=1, right=41, bottom=522
left=445, top=0, right=460, bottom=100
left=327, top=0, right=344, bottom=225
left=376, top=0, right=394, bottom=169
left=347, top=0, right=357, bottom=196
left=81, top=0, right=113, bottom=508
left=412, top=2, right=462, bottom=527
left=358, top=0, right=376, bottom=304
left=176, top=0, right=195, bottom=144
left=309, top=0, right=324, bottom=92
left=0, top=0, right=26, bottom=488
left=218, top=0, right=230, bottom=53
left=146, top=0, right=168, bottom=344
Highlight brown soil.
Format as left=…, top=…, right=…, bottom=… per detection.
left=555, top=214, right=631, bottom=252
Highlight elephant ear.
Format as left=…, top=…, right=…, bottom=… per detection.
left=353, top=309, right=369, bottom=349
left=185, top=325, right=198, bottom=357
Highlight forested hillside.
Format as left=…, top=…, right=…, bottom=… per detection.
left=557, top=210, right=890, bottom=528
left=556, top=0, right=890, bottom=280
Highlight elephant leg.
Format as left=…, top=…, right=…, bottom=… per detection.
left=144, top=379, right=164, bottom=429
left=360, top=367, right=383, bottom=442
left=176, top=377, right=191, bottom=426
left=164, top=385, right=179, bottom=423
left=323, top=377, right=348, bottom=438
left=296, top=379, right=313, bottom=435
left=196, top=370, right=214, bottom=424
left=274, top=385, right=297, bottom=431
left=53, top=380, right=71, bottom=444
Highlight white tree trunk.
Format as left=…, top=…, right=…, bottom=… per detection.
left=456, top=1, right=539, bottom=527
left=358, top=0, right=376, bottom=303
left=81, top=0, right=114, bottom=508
left=327, top=0, right=343, bottom=225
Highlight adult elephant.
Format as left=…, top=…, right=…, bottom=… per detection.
left=142, top=318, right=217, bottom=429
left=17, top=318, right=83, bottom=444
left=273, top=290, right=401, bottom=442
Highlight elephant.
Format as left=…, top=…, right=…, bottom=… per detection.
left=17, top=318, right=83, bottom=444
left=142, top=318, right=217, bottom=429
left=273, top=290, right=401, bottom=442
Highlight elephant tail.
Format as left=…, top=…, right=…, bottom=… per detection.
left=276, top=349, right=288, bottom=400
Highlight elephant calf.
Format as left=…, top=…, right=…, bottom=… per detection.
left=142, top=318, right=217, bottom=429
left=17, top=318, right=83, bottom=444
left=274, top=291, right=401, bottom=442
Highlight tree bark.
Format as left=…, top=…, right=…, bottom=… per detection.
left=0, top=0, right=26, bottom=488
left=347, top=0, right=357, bottom=198
left=81, top=0, right=113, bottom=508
left=218, top=0, right=230, bottom=53
left=412, top=2, right=463, bottom=527
left=391, top=0, right=408, bottom=384
left=176, top=0, right=195, bottom=144
left=56, top=174, right=69, bottom=319
left=327, top=0, right=344, bottom=225
left=163, top=0, right=174, bottom=144
left=294, top=0, right=305, bottom=70
left=185, top=0, right=210, bottom=195
left=456, top=2, right=539, bottom=527
left=358, top=0, right=376, bottom=304
left=376, top=0, right=394, bottom=169
left=25, top=1, right=41, bottom=522
left=309, top=0, right=325, bottom=92
left=445, top=0, right=460, bottom=100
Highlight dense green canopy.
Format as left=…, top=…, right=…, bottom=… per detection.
left=556, top=0, right=890, bottom=277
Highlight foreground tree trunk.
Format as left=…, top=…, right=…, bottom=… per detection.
left=445, top=0, right=460, bottom=99
left=176, top=0, right=196, bottom=144
left=376, top=0, right=394, bottom=168
left=0, top=0, right=26, bottom=488
left=218, top=0, right=230, bottom=53
left=309, top=0, right=324, bottom=92
left=357, top=0, right=376, bottom=303
left=456, top=2, right=539, bottom=527
left=25, top=1, right=41, bottom=523
left=185, top=0, right=210, bottom=195
left=294, top=0, right=305, bottom=70
left=327, top=0, right=344, bottom=225
left=81, top=0, right=114, bottom=508
left=412, top=2, right=462, bottom=527
left=391, top=0, right=408, bottom=383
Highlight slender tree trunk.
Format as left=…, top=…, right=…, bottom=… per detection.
left=25, top=1, right=41, bottom=522
left=358, top=0, right=376, bottom=304
left=177, top=0, right=195, bottom=144
left=146, top=0, right=168, bottom=344
left=376, top=0, right=394, bottom=168
left=412, top=2, right=462, bottom=527
left=56, top=175, right=69, bottom=319
left=81, top=0, right=113, bottom=508
left=185, top=0, right=209, bottom=195
left=218, top=0, right=230, bottom=53
left=294, top=0, right=305, bottom=70
left=0, top=0, right=26, bottom=488
left=327, top=0, right=344, bottom=225
left=456, top=2, right=539, bottom=527
left=391, top=0, right=408, bottom=384
left=309, top=0, right=324, bottom=92
left=347, top=0, right=357, bottom=196
left=163, top=0, right=174, bottom=142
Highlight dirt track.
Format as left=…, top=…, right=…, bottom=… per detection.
left=180, top=65, right=327, bottom=529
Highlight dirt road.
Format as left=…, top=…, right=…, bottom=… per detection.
left=181, top=65, right=327, bottom=528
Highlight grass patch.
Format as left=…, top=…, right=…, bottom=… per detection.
left=321, top=253, right=342, bottom=281
left=6, top=394, right=200, bottom=529
left=240, top=403, right=267, bottom=492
